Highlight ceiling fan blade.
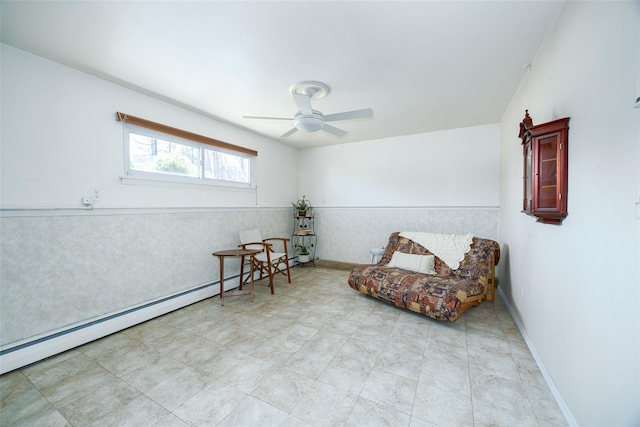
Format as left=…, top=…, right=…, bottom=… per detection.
left=243, top=115, right=292, bottom=121
left=324, top=108, right=373, bottom=122
left=321, top=123, right=348, bottom=137
left=292, top=93, right=313, bottom=115
left=280, top=127, right=299, bottom=138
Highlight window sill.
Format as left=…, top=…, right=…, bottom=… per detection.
left=120, top=175, right=255, bottom=191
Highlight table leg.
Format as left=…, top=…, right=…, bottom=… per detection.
left=219, top=256, right=225, bottom=306
left=239, top=255, right=245, bottom=291
left=249, top=255, right=254, bottom=302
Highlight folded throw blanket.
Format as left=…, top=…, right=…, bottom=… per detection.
left=399, top=232, right=474, bottom=270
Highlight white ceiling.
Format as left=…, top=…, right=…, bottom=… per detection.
left=1, top=1, right=564, bottom=149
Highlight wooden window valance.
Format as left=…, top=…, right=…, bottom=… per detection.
left=115, top=112, right=258, bottom=157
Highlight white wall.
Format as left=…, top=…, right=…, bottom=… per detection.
left=498, top=2, right=640, bottom=426
left=299, top=124, right=499, bottom=207
left=1, top=44, right=297, bottom=209
left=298, top=125, right=500, bottom=263
left=0, top=45, right=298, bottom=364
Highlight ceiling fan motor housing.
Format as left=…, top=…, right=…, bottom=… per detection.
left=294, top=111, right=324, bottom=132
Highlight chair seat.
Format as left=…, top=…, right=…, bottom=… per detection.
left=255, top=252, right=286, bottom=263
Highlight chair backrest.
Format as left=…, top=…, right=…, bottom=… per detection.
left=239, top=228, right=264, bottom=251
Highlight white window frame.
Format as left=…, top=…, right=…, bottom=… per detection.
left=123, top=123, right=255, bottom=189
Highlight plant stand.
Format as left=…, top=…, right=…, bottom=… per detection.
left=292, top=213, right=316, bottom=267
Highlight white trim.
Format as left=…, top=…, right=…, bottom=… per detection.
left=313, top=206, right=500, bottom=210
left=0, top=206, right=289, bottom=218
left=0, top=278, right=239, bottom=374
left=497, top=287, right=577, bottom=427
left=120, top=175, right=255, bottom=190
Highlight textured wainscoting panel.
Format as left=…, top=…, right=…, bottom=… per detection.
left=313, top=208, right=499, bottom=264
left=0, top=209, right=290, bottom=347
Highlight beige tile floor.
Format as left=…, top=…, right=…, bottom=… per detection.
left=1, top=266, right=567, bottom=426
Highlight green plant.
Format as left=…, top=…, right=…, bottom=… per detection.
left=296, top=245, right=310, bottom=255
left=291, top=195, right=312, bottom=213
left=155, top=155, right=194, bottom=175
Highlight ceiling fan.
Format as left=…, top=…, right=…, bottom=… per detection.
left=243, top=81, right=373, bottom=138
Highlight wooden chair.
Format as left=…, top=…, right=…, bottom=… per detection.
left=238, top=229, right=291, bottom=294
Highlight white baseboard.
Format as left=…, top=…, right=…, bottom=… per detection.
left=0, top=277, right=239, bottom=374
left=497, top=287, right=577, bottom=427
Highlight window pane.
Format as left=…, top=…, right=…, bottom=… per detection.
left=204, top=149, right=250, bottom=183
left=129, top=133, right=199, bottom=178
left=124, top=124, right=254, bottom=187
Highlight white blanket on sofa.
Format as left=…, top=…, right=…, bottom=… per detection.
left=399, top=232, right=474, bottom=270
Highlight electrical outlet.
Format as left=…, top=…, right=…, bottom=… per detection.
left=82, top=197, right=93, bottom=206
left=92, top=188, right=100, bottom=200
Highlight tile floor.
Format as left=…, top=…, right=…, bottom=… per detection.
left=1, top=266, right=567, bottom=426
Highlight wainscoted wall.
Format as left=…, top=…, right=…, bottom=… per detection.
left=296, top=123, right=500, bottom=266
left=0, top=208, right=291, bottom=351
left=313, top=207, right=499, bottom=264
left=1, top=45, right=300, bottom=372
left=0, top=205, right=498, bottom=369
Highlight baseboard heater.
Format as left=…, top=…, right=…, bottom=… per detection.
left=0, top=274, right=242, bottom=375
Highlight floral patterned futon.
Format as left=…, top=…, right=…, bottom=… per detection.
left=348, top=232, right=500, bottom=322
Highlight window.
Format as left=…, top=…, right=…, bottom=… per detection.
left=117, top=112, right=256, bottom=188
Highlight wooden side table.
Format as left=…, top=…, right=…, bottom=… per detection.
left=212, top=248, right=260, bottom=306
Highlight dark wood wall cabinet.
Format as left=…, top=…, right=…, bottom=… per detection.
left=518, top=110, right=570, bottom=225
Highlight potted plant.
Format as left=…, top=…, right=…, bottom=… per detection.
left=291, top=195, right=313, bottom=217
left=296, top=245, right=311, bottom=263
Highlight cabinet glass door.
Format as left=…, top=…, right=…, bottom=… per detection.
left=536, top=134, right=559, bottom=210
left=524, top=142, right=533, bottom=212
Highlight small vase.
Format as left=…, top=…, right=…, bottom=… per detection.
left=298, top=210, right=307, bottom=217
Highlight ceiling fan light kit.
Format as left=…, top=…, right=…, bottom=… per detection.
left=294, top=111, right=324, bottom=132
left=243, top=80, right=373, bottom=138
